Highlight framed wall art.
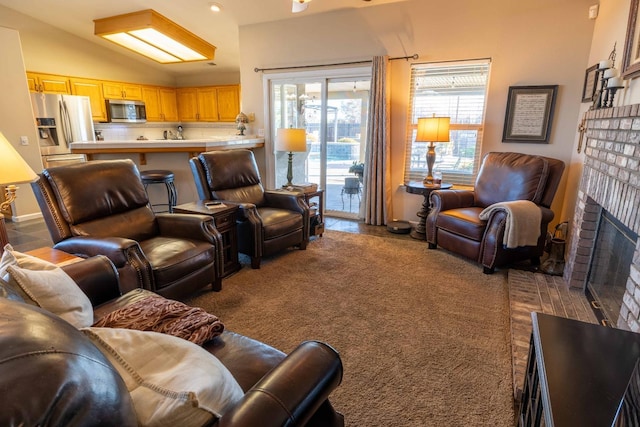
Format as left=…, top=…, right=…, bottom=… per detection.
left=502, top=85, right=558, bottom=143
left=622, top=0, right=640, bottom=79
left=582, top=64, right=599, bottom=103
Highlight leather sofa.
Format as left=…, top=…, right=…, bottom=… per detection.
left=0, top=255, right=344, bottom=426
left=426, top=152, right=565, bottom=273
left=190, top=150, right=310, bottom=269
left=31, top=159, right=221, bottom=300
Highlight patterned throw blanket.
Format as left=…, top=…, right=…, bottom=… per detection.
left=479, top=200, right=542, bottom=249
left=93, top=294, right=224, bottom=346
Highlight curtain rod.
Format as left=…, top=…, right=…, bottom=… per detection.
left=254, top=54, right=419, bottom=73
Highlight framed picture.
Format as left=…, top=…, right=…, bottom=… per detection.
left=582, top=64, right=599, bottom=103
left=623, top=0, right=640, bottom=79
left=502, top=85, right=558, bottom=143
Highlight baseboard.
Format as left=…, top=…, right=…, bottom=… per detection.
left=9, top=212, right=43, bottom=223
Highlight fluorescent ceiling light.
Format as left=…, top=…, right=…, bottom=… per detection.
left=94, top=9, right=216, bottom=64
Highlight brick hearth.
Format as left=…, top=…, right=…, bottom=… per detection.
left=565, top=105, right=640, bottom=331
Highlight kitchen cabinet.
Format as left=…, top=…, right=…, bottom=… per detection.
left=142, top=86, right=179, bottom=122
left=177, top=85, right=240, bottom=122
left=69, top=78, right=107, bottom=122
left=216, top=85, right=240, bottom=121
left=27, top=72, right=70, bottom=94
left=102, top=82, right=143, bottom=100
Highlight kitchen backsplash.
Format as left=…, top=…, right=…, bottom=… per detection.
left=93, top=122, right=243, bottom=141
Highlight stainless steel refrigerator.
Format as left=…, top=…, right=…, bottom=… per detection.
left=30, top=93, right=95, bottom=168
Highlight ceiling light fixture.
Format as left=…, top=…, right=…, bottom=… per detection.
left=292, top=0, right=312, bottom=13
left=209, top=3, right=222, bottom=12
left=94, top=9, right=216, bottom=64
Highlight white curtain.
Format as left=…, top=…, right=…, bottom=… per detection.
left=363, top=55, right=391, bottom=225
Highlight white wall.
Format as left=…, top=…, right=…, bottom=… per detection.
left=239, top=0, right=596, bottom=223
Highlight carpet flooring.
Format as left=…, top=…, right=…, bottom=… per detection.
left=186, top=230, right=515, bottom=426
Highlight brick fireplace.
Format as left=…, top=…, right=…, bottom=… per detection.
left=564, top=105, right=640, bottom=331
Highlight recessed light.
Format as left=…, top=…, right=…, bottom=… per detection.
left=210, top=3, right=222, bottom=12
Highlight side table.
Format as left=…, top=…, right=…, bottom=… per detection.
left=25, top=247, right=83, bottom=266
left=173, top=201, right=241, bottom=280
left=301, top=189, right=324, bottom=237
left=404, top=181, right=452, bottom=240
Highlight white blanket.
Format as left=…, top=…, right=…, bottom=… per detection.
left=479, top=200, right=541, bottom=248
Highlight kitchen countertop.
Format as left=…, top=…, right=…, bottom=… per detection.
left=69, top=136, right=264, bottom=164
left=70, top=136, right=264, bottom=151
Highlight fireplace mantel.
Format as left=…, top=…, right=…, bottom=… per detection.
left=565, top=104, right=640, bottom=331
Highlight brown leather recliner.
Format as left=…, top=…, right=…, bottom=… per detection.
left=0, top=255, right=344, bottom=426
left=426, top=152, right=565, bottom=274
left=190, top=149, right=310, bottom=269
left=31, top=159, right=221, bottom=299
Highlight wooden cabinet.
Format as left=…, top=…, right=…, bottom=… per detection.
left=69, top=78, right=107, bottom=122
left=142, top=86, right=178, bottom=122
left=102, top=82, right=143, bottom=100
left=26, top=72, right=70, bottom=94
left=177, top=85, right=240, bottom=122
left=216, top=85, right=240, bottom=121
left=519, top=312, right=640, bottom=426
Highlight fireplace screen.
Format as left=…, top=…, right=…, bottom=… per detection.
left=587, top=210, right=638, bottom=327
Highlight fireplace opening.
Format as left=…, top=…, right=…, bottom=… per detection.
left=586, top=210, right=638, bottom=327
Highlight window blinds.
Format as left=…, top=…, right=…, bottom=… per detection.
left=404, top=59, right=491, bottom=185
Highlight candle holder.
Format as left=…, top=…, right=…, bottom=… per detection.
left=606, top=84, right=624, bottom=108
left=592, top=43, right=618, bottom=110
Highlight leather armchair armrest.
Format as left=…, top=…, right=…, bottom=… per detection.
left=219, top=341, right=343, bottom=427
left=540, top=206, right=555, bottom=224
left=53, top=236, right=141, bottom=267
left=155, top=213, right=217, bottom=244
left=61, top=255, right=121, bottom=307
left=264, top=190, right=308, bottom=214
left=430, top=189, right=476, bottom=212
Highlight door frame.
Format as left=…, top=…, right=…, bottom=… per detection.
left=262, top=65, right=371, bottom=189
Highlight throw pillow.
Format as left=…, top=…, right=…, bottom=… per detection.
left=93, top=294, right=224, bottom=345
left=1, top=244, right=93, bottom=328
left=82, top=327, right=244, bottom=426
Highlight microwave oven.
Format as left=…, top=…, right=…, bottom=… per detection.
left=106, top=99, right=147, bottom=123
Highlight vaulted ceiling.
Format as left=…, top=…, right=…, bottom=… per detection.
left=0, top=0, right=408, bottom=76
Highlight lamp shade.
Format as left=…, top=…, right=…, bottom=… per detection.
left=0, top=132, right=37, bottom=185
left=275, top=128, right=307, bottom=152
left=416, top=117, right=450, bottom=143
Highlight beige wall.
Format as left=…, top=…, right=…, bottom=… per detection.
left=562, top=0, right=633, bottom=224
left=239, top=0, right=596, bottom=223
left=0, top=27, right=44, bottom=220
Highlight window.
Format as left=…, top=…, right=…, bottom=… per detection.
left=404, top=59, right=491, bottom=185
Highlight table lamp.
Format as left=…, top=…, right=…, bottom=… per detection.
left=235, top=112, right=249, bottom=136
left=276, top=128, right=307, bottom=187
left=0, top=131, right=38, bottom=251
left=416, top=116, right=450, bottom=186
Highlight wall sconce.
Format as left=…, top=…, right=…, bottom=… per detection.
left=416, top=116, right=450, bottom=186
left=94, top=9, right=216, bottom=64
left=276, top=128, right=307, bottom=187
left=0, top=132, right=38, bottom=252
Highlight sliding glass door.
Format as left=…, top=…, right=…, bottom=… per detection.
left=268, top=68, right=371, bottom=218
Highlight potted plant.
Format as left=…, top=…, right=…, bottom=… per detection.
left=349, top=161, right=364, bottom=183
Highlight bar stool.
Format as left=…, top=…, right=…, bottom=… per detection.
left=140, top=170, right=177, bottom=213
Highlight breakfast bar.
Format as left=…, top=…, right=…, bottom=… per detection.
left=69, top=137, right=265, bottom=206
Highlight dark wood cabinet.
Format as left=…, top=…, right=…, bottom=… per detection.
left=173, top=201, right=240, bottom=280
left=520, top=312, right=640, bottom=426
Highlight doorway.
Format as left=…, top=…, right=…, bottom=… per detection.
left=267, top=67, right=371, bottom=219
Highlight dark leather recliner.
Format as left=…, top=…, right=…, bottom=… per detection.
left=426, top=152, right=565, bottom=273
left=190, top=149, right=310, bottom=269
left=31, top=159, right=221, bottom=299
left=0, top=255, right=345, bottom=426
